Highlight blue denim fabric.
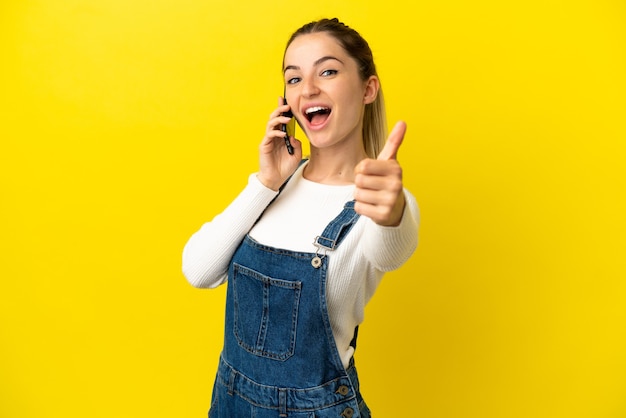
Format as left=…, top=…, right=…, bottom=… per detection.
left=209, top=201, right=371, bottom=418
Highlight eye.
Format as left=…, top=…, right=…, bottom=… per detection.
left=320, top=69, right=338, bottom=77
left=286, top=77, right=301, bottom=85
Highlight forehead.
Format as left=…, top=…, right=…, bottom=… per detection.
left=283, top=32, right=351, bottom=69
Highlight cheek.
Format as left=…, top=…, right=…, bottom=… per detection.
left=285, top=90, right=297, bottom=106
left=339, top=96, right=366, bottom=120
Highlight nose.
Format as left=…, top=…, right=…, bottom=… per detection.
left=300, top=75, right=320, bottom=98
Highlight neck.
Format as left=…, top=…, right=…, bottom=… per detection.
left=303, top=146, right=368, bottom=185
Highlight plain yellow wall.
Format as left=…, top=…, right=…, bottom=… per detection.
left=1, top=0, right=625, bottom=417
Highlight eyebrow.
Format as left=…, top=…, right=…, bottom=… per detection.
left=283, top=56, right=344, bottom=73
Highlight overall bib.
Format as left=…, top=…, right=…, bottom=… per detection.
left=209, top=200, right=371, bottom=418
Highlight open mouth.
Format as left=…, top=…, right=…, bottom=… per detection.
left=304, top=106, right=331, bottom=125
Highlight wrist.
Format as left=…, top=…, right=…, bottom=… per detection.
left=256, top=173, right=282, bottom=192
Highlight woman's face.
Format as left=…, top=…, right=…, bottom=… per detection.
left=283, top=32, right=378, bottom=154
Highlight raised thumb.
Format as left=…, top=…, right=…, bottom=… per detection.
left=377, top=121, right=407, bottom=160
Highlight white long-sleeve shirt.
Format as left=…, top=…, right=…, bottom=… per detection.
left=182, top=162, right=419, bottom=368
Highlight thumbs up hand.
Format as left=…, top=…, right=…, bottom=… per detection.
left=354, top=121, right=407, bottom=226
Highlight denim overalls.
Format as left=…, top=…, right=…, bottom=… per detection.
left=209, top=198, right=371, bottom=418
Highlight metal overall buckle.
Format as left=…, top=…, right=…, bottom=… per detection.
left=311, top=236, right=334, bottom=269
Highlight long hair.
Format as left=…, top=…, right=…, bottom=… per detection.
left=284, top=18, right=387, bottom=158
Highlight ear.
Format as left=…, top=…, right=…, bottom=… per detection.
left=363, top=75, right=380, bottom=105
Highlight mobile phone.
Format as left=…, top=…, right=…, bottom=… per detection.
left=281, top=89, right=295, bottom=155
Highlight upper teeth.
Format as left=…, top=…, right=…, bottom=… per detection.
left=305, top=106, right=328, bottom=114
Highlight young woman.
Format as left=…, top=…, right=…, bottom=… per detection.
left=183, top=18, right=419, bottom=418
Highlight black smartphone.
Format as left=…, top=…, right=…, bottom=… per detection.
left=281, top=88, right=295, bottom=155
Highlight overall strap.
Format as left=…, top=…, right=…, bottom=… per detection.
left=313, top=200, right=361, bottom=351
left=314, top=200, right=360, bottom=252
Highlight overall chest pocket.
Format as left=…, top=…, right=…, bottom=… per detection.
left=232, top=263, right=302, bottom=361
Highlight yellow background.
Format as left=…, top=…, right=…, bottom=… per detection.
left=1, top=0, right=625, bottom=417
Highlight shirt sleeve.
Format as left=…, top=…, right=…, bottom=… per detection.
left=182, top=174, right=279, bottom=288
left=361, top=188, right=420, bottom=272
